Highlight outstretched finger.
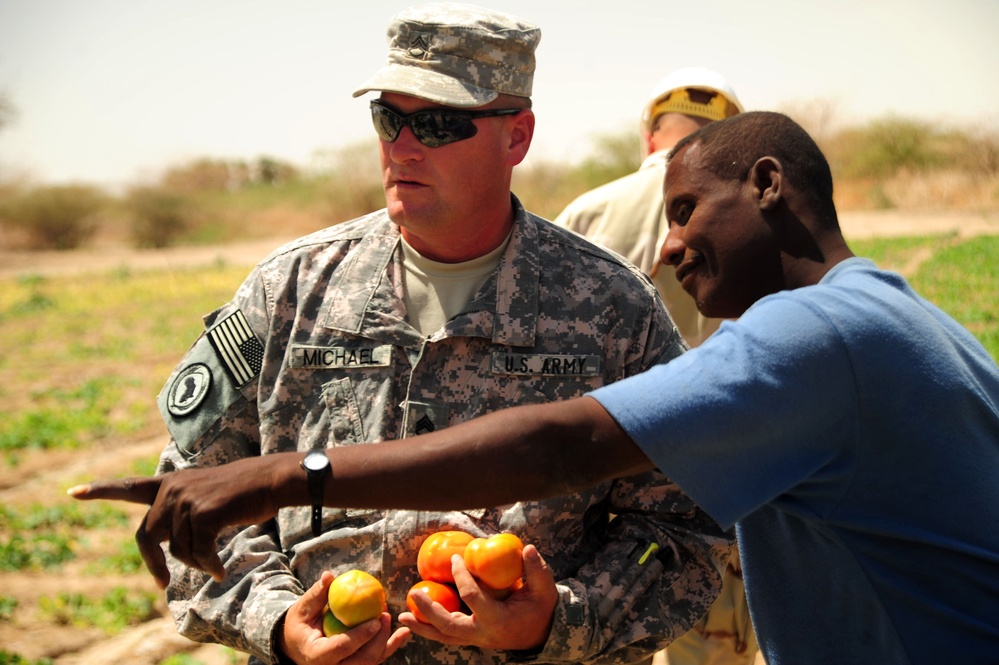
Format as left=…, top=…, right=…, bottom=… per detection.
left=67, top=476, right=162, bottom=505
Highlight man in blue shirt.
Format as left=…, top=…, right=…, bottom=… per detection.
left=75, top=111, right=999, bottom=664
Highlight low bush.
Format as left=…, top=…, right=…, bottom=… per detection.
left=0, top=185, right=105, bottom=250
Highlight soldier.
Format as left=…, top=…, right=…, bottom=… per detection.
left=84, top=4, right=728, bottom=665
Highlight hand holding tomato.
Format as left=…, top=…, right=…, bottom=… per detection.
left=278, top=571, right=411, bottom=665
left=464, top=533, right=525, bottom=591
left=400, top=544, right=558, bottom=652
left=407, top=579, right=463, bottom=624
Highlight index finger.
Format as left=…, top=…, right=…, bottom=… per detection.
left=67, top=476, right=162, bottom=505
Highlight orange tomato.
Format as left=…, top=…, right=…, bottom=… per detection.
left=481, top=576, right=524, bottom=601
left=327, top=569, right=386, bottom=627
left=463, top=533, right=525, bottom=590
left=417, top=530, right=475, bottom=584
left=406, top=580, right=463, bottom=624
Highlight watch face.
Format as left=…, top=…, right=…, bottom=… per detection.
left=304, top=450, right=329, bottom=472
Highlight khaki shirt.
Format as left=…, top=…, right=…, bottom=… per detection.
left=156, top=198, right=731, bottom=665
left=554, top=152, right=722, bottom=346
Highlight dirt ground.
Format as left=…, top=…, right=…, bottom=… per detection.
left=1, top=209, right=996, bottom=664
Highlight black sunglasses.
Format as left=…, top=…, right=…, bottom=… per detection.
left=369, top=100, right=522, bottom=148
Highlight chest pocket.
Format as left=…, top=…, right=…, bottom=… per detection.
left=323, top=377, right=365, bottom=445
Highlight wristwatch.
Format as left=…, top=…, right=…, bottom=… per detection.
left=300, top=449, right=331, bottom=537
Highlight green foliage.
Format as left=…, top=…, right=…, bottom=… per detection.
left=0, top=503, right=130, bottom=573
left=0, top=502, right=129, bottom=531
left=570, top=128, right=642, bottom=191
left=316, top=140, right=384, bottom=224
left=38, top=586, right=158, bottom=633
left=0, top=378, right=130, bottom=455
left=0, top=595, right=17, bottom=621
left=126, top=187, right=192, bottom=248
left=909, top=235, right=999, bottom=359
left=831, top=116, right=951, bottom=179
left=0, top=533, right=75, bottom=571
left=848, top=235, right=947, bottom=273
left=0, top=651, right=53, bottom=665
left=0, top=185, right=105, bottom=250
left=158, top=655, right=206, bottom=665
left=87, top=538, right=145, bottom=574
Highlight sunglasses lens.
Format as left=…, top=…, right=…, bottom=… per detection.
left=410, top=111, right=477, bottom=148
left=370, top=104, right=402, bottom=142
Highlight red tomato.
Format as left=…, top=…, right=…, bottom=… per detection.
left=326, top=569, right=386, bottom=627
left=406, top=580, right=463, bottom=624
left=463, top=533, right=525, bottom=590
left=417, top=530, right=475, bottom=584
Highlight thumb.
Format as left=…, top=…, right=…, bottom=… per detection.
left=522, top=544, right=552, bottom=589
left=294, top=571, right=334, bottom=620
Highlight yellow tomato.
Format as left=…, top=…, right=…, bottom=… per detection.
left=327, top=569, right=386, bottom=627
left=463, top=533, right=525, bottom=590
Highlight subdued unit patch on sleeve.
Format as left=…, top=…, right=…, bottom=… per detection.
left=157, top=331, right=248, bottom=457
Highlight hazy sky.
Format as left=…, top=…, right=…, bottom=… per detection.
left=1, top=0, right=997, bottom=189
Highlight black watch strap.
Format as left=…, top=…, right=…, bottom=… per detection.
left=300, top=449, right=331, bottom=537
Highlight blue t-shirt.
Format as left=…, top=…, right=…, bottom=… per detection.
left=591, top=258, right=999, bottom=663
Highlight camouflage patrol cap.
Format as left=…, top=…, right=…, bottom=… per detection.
left=352, top=3, right=540, bottom=107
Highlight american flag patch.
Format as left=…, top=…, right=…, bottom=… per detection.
left=207, top=310, right=264, bottom=386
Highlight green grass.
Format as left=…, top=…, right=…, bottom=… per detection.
left=0, top=503, right=131, bottom=572
left=0, top=502, right=129, bottom=531
left=848, top=234, right=999, bottom=360
left=37, top=586, right=158, bottom=634
left=0, top=595, right=17, bottom=621
left=86, top=538, right=146, bottom=575
left=909, top=236, right=999, bottom=359
left=0, top=263, right=251, bottom=465
left=0, top=652, right=54, bottom=665
left=847, top=234, right=948, bottom=273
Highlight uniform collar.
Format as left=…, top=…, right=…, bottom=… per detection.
left=322, top=195, right=540, bottom=348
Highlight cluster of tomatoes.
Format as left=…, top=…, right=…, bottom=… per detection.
left=408, top=530, right=525, bottom=623
left=322, top=530, right=525, bottom=635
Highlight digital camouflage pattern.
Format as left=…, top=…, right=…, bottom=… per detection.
left=353, top=3, right=540, bottom=107
left=156, top=197, right=732, bottom=665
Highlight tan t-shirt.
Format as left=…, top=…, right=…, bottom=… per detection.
left=399, top=233, right=511, bottom=336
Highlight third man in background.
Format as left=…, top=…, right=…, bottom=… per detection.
left=555, top=67, right=742, bottom=348
left=556, top=68, right=757, bottom=665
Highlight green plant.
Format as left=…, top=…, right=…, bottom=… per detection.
left=87, top=538, right=145, bottom=574
left=38, top=586, right=158, bottom=633
left=158, top=655, right=205, bottom=665
left=909, top=235, right=999, bottom=359
left=0, top=379, right=129, bottom=455
left=126, top=187, right=192, bottom=248
left=0, top=533, right=76, bottom=571
left=0, top=651, right=53, bottom=665
left=0, top=595, right=17, bottom=621
left=0, top=501, right=129, bottom=531
left=1, top=185, right=105, bottom=250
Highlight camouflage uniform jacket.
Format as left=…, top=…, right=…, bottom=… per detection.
left=156, top=197, right=731, bottom=665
